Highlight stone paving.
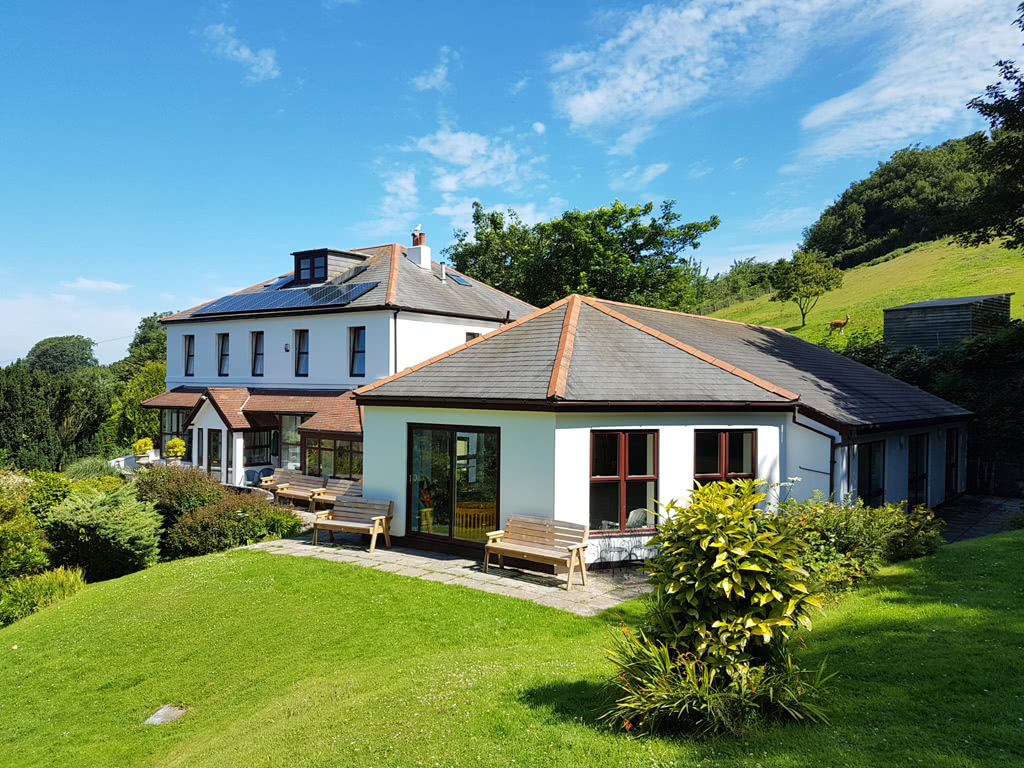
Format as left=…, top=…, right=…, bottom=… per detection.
left=935, top=494, right=1022, bottom=542
left=248, top=531, right=651, bottom=616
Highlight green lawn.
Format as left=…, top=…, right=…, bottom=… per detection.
left=2, top=533, right=1022, bottom=767
left=712, top=239, right=1024, bottom=343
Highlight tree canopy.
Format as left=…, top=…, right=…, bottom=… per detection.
left=956, top=3, right=1024, bottom=252
left=445, top=200, right=719, bottom=309
left=24, top=335, right=97, bottom=374
left=770, top=250, right=843, bottom=327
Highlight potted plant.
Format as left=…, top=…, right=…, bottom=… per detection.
left=132, top=437, right=154, bottom=464
left=164, top=437, right=186, bottom=466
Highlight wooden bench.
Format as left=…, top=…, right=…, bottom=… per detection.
left=485, top=515, right=589, bottom=591
left=309, top=477, right=364, bottom=513
left=313, top=496, right=394, bottom=552
left=261, top=468, right=326, bottom=508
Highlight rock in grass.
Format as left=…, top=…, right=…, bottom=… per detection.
left=144, top=705, right=188, bottom=725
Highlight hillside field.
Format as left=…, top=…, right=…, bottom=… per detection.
left=711, top=239, right=1024, bottom=342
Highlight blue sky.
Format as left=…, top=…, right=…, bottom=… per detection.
left=1, top=0, right=1020, bottom=364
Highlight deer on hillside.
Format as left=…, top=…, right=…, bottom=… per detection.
left=827, top=313, right=851, bottom=336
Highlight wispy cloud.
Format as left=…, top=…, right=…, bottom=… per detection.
left=409, top=126, right=541, bottom=194
left=59, top=277, right=131, bottom=292
left=790, top=0, right=1021, bottom=167
left=412, top=46, right=459, bottom=92
left=433, top=196, right=561, bottom=235
left=203, top=24, right=279, bottom=82
left=732, top=157, right=745, bottom=170
left=359, top=168, right=420, bottom=236
left=611, top=162, right=670, bottom=190
left=747, top=206, right=817, bottom=232
left=687, top=161, right=712, bottom=180
left=510, top=77, right=529, bottom=95
left=532, top=122, right=546, bottom=135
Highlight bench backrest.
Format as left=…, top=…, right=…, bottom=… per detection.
left=328, top=496, right=393, bottom=522
left=270, top=468, right=325, bottom=490
left=503, top=515, right=588, bottom=552
left=323, top=477, right=361, bottom=496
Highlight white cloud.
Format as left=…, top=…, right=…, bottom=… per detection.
left=410, top=126, right=540, bottom=193
left=792, top=0, right=1021, bottom=166
left=0, top=293, right=148, bottom=365
left=747, top=206, right=818, bottom=232
left=58, top=277, right=131, bottom=292
left=412, top=46, right=459, bottom=92
left=203, top=24, right=279, bottom=82
left=532, top=121, right=546, bottom=135
left=732, top=157, right=745, bottom=170
left=608, top=125, right=655, bottom=157
left=510, top=77, right=529, bottom=95
left=687, top=161, right=712, bottom=180
left=433, top=195, right=558, bottom=235
left=611, top=162, right=670, bottom=190
left=358, top=168, right=420, bottom=236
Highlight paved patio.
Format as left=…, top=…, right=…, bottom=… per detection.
left=935, top=494, right=1022, bottom=542
left=248, top=531, right=651, bottom=616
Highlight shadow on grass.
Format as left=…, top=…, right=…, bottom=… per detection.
left=518, top=679, right=611, bottom=731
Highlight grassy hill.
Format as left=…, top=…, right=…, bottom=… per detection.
left=711, top=239, right=1024, bottom=342
left=2, top=533, right=1023, bottom=767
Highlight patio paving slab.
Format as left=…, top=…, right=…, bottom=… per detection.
left=247, top=531, right=650, bottom=616
left=935, top=495, right=1022, bottom=542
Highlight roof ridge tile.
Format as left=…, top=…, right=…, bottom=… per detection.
left=547, top=294, right=582, bottom=399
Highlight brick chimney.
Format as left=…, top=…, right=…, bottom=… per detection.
left=408, top=230, right=431, bottom=270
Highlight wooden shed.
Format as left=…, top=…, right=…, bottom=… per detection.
left=883, top=293, right=1013, bottom=352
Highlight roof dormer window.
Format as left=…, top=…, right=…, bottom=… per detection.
left=294, top=253, right=327, bottom=285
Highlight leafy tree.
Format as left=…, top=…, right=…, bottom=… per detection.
left=770, top=250, right=843, bottom=327
left=957, top=3, right=1024, bottom=251
left=111, top=313, right=170, bottom=381
left=446, top=200, right=719, bottom=309
left=0, top=364, right=61, bottom=470
left=46, top=367, right=113, bottom=469
left=105, top=360, right=166, bottom=453
left=24, top=335, right=97, bottom=374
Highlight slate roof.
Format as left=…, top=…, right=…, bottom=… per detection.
left=355, top=295, right=972, bottom=431
left=884, top=293, right=1014, bottom=311
left=143, top=387, right=362, bottom=436
left=162, top=243, right=534, bottom=324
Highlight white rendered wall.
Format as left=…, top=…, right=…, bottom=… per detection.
left=165, top=311, right=391, bottom=390
left=189, top=400, right=229, bottom=483
left=394, top=312, right=502, bottom=372
left=362, top=406, right=556, bottom=537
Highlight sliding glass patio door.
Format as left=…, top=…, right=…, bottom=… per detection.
left=408, top=425, right=499, bottom=543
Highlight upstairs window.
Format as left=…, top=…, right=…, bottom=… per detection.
left=251, top=331, right=264, bottom=377
left=184, top=335, right=195, bottom=376
left=694, top=429, right=756, bottom=487
left=217, top=333, right=229, bottom=377
left=294, top=253, right=327, bottom=285
left=350, top=326, right=366, bottom=377
left=294, top=330, right=309, bottom=377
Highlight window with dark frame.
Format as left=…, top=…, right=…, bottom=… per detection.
left=857, top=440, right=885, bottom=507
left=243, top=429, right=274, bottom=465
left=350, top=326, right=366, bottom=377
left=293, top=253, right=327, bottom=285
left=294, top=329, right=309, bottom=377
left=589, top=431, right=659, bottom=533
left=184, top=335, right=195, bottom=376
left=303, top=435, right=363, bottom=480
left=279, top=414, right=309, bottom=470
left=251, top=331, right=264, bottom=377
left=907, top=433, right=928, bottom=508
left=693, top=429, right=756, bottom=487
left=160, top=409, right=192, bottom=460
left=217, top=333, right=229, bottom=376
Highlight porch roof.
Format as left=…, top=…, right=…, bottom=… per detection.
left=140, top=386, right=205, bottom=410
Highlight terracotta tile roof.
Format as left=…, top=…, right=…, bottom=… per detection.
left=203, top=387, right=252, bottom=430
left=296, top=391, right=362, bottom=435
left=140, top=387, right=205, bottom=409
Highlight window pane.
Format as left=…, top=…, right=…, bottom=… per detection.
left=454, top=431, right=498, bottom=542
left=350, top=450, right=363, bottom=480
left=727, top=431, right=755, bottom=475
left=625, top=480, right=657, bottom=529
left=281, top=444, right=300, bottom=470
left=319, top=450, right=334, bottom=477
left=411, top=428, right=451, bottom=537
left=627, top=432, right=655, bottom=477
left=694, top=431, right=720, bottom=475
left=305, top=446, right=320, bottom=476
left=591, top=433, right=619, bottom=476
left=313, top=257, right=326, bottom=279
left=589, top=483, right=620, bottom=531
left=335, top=450, right=351, bottom=479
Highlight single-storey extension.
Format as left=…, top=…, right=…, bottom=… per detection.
left=355, top=294, right=971, bottom=563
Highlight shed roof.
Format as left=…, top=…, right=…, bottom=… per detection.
left=356, top=294, right=971, bottom=431
left=884, top=293, right=1014, bottom=311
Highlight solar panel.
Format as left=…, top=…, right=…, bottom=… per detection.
left=448, top=272, right=471, bottom=286
left=265, top=274, right=293, bottom=290
left=193, top=281, right=379, bottom=316
left=338, top=264, right=368, bottom=283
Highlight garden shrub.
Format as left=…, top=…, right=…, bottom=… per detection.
left=0, top=469, right=32, bottom=519
left=1008, top=509, right=1024, bottom=531
left=131, top=437, right=154, bottom=454
left=0, top=566, right=85, bottom=627
left=778, top=493, right=944, bottom=591
left=70, top=475, right=124, bottom=495
left=0, top=513, right=49, bottom=581
left=163, top=437, right=186, bottom=458
left=602, top=480, right=828, bottom=736
left=164, top=493, right=301, bottom=559
left=44, top=485, right=161, bottom=581
left=63, top=455, right=122, bottom=481
left=134, top=464, right=226, bottom=527
left=26, top=471, right=71, bottom=517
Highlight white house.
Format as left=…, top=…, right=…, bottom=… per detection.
left=142, top=235, right=535, bottom=486
left=354, top=294, right=971, bottom=564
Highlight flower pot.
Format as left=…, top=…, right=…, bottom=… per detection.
left=166, top=456, right=182, bottom=466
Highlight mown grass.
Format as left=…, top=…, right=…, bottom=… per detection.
left=1, top=532, right=1022, bottom=767
left=711, top=239, right=1024, bottom=343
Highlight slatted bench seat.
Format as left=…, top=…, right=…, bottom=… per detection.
left=261, top=468, right=325, bottom=508
left=485, top=515, right=589, bottom=591
left=309, top=477, right=363, bottom=513
left=313, top=496, right=394, bottom=552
